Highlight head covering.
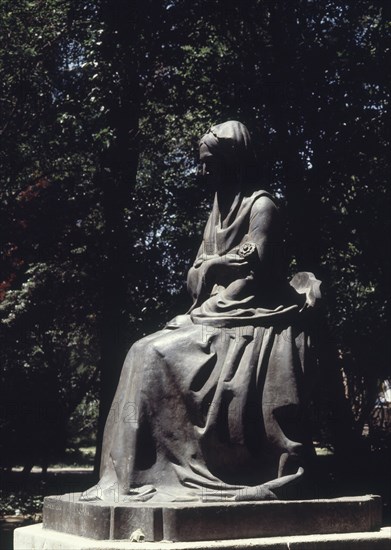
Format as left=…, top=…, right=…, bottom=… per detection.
left=199, top=121, right=254, bottom=167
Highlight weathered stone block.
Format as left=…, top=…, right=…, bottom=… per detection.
left=42, top=494, right=382, bottom=542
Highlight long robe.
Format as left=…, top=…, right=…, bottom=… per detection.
left=92, top=190, right=317, bottom=503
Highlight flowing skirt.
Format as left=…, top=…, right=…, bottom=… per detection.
left=87, top=313, right=315, bottom=503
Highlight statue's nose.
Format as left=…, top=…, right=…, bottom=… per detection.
left=198, top=163, right=209, bottom=177
left=202, top=163, right=211, bottom=177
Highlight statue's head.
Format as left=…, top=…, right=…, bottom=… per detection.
left=199, top=121, right=255, bottom=187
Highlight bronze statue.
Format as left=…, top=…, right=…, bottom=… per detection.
left=81, top=121, right=320, bottom=503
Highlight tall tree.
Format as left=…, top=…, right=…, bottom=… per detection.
left=0, top=0, right=388, bottom=474
left=91, top=0, right=141, bottom=468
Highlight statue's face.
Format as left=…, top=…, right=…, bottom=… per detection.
left=199, top=140, right=239, bottom=193
left=199, top=142, right=221, bottom=179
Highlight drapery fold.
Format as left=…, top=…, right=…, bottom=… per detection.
left=85, top=190, right=317, bottom=503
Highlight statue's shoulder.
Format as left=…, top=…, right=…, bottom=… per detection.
left=249, top=190, right=278, bottom=218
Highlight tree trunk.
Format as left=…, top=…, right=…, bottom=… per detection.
left=94, top=0, right=140, bottom=474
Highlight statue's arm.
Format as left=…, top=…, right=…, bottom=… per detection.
left=187, top=196, right=279, bottom=306
left=187, top=251, right=249, bottom=308
left=247, top=195, right=281, bottom=274
left=187, top=264, right=202, bottom=303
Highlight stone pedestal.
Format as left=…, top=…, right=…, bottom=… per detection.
left=14, top=523, right=391, bottom=550
left=14, top=494, right=389, bottom=549
left=41, top=493, right=382, bottom=543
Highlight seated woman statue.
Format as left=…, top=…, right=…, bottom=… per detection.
left=81, top=120, right=321, bottom=503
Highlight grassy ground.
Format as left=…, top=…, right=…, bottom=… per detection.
left=1, top=447, right=95, bottom=516
left=0, top=448, right=96, bottom=550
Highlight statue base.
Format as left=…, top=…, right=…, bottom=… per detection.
left=37, top=493, right=382, bottom=542
left=14, top=523, right=391, bottom=550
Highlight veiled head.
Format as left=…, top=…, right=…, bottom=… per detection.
left=200, top=121, right=253, bottom=165
left=199, top=121, right=255, bottom=186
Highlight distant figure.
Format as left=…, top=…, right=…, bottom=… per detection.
left=81, top=121, right=321, bottom=503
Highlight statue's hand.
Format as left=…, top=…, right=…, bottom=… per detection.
left=216, top=253, right=250, bottom=277
left=194, top=253, right=248, bottom=274
left=193, top=254, right=219, bottom=269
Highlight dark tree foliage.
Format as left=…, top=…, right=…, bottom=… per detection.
left=0, top=0, right=389, bottom=473
left=0, top=0, right=103, bottom=470
left=135, top=0, right=389, bottom=447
